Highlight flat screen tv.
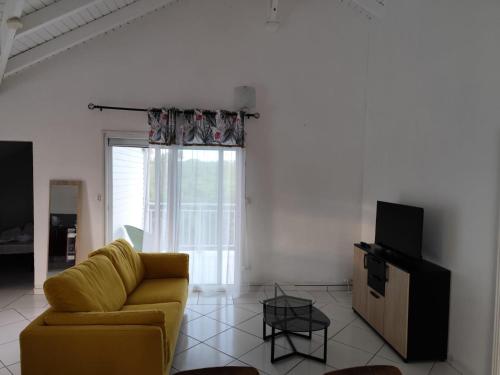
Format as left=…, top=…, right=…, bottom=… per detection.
left=375, top=201, right=424, bottom=259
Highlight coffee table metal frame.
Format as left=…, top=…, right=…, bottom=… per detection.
left=261, top=284, right=330, bottom=363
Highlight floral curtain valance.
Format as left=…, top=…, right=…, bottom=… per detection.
left=148, top=108, right=245, bottom=147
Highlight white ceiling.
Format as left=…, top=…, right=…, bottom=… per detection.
left=0, top=0, right=177, bottom=86
left=11, top=0, right=136, bottom=57
left=0, top=0, right=385, bottom=87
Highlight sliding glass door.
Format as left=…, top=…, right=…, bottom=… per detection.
left=106, top=136, right=244, bottom=288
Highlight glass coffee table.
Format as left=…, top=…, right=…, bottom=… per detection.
left=260, top=284, right=331, bottom=363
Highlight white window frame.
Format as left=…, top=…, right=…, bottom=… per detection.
left=103, top=131, right=148, bottom=243
left=104, top=131, right=246, bottom=285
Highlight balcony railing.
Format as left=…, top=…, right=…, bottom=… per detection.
left=145, top=202, right=236, bottom=250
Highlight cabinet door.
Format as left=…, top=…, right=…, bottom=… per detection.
left=352, top=247, right=368, bottom=318
left=367, top=287, right=385, bottom=334
left=383, top=264, right=410, bottom=358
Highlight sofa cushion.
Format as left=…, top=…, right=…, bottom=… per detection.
left=89, top=239, right=145, bottom=294
left=121, top=302, right=182, bottom=363
left=44, top=255, right=127, bottom=312
left=126, top=278, right=188, bottom=307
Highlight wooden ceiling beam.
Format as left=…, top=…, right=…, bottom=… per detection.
left=5, top=0, right=177, bottom=78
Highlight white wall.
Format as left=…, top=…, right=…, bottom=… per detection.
left=0, top=0, right=369, bottom=289
left=361, top=0, right=500, bottom=373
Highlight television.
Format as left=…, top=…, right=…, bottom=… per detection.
left=375, top=201, right=424, bottom=259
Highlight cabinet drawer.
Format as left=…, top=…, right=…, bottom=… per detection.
left=367, top=287, right=384, bottom=334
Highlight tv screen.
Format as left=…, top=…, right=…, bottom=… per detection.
left=375, top=201, right=424, bottom=259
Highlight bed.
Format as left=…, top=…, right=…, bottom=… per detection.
left=0, top=241, right=34, bottom=255
left=0, top=224, right=34, bottom=255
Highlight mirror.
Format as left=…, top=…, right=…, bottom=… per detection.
left=47, top=180, right=81, bottom=276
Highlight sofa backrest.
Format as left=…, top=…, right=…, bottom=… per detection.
left=89, top=239, right=145, bottom=294
left=44, top=255, right=127, bottom=312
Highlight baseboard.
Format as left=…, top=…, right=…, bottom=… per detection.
left=246, top=282, right=351, bottom=292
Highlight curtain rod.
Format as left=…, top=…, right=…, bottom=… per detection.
left=87, top=103, right=261, bottom=119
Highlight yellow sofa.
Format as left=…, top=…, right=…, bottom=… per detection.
left=20, top=239, right=189, bottom=375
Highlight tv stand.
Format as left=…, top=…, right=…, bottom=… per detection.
left=352, top=243, right=450, bottom=361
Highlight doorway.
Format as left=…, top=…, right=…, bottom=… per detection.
left=0, top=141, right=34, bottom=288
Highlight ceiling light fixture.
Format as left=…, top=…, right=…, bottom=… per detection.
left=265, top=0, right=280, bottom=32
left=6, top=16, right=23, bottom=31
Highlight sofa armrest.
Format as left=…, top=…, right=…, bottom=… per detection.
left=139, top=252, right=189, bottom=279
left=44, top=310, right=169, bottom=360
left=20, top=323, right=165, bottom=375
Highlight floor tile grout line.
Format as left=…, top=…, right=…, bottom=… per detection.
left=200, top=326, right=266, bottom=361
left=202, top=308, right=260, bottom=327
left=327, top=290, right=339, bottom=303
left=229, top=325, right=292, bottom=352
left=365, top=342, right=385, bottom=366
left=446, top=361, right=463, bottom=375
left=191, top=325, right=232, bottom=343
left=283, top=357, right=305, bottom=375
left=12, top=307, right=34, bottom=322
left=174, top=340, right=204, bottom=357
left=0, top=317, right=27, bottom=329
left=428, top=361, right=436, bottom=375
left=174, top=339, right=240, bottom=370
left=178, top=314, right=291, bottom=361
left=322, top=317, right=357, bottom=342
left=227, top=341, right=279, bottom=375
left=0, top=337, right=23, bottom=347
left=4, top=291, right=36, bottom=309
left=328, top=336, right=382, bottom=356
left=230, top=354, right=271, bottom=375
left=202, top=334, right=263, bottom=361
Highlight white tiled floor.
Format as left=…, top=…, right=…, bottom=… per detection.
left=0, top=286, right=463, bottom=375
left=0, top=286, right=46, bottom=374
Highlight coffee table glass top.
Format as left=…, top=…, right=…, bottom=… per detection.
left=260, top=283, right=329, bottom=333
left=259, top=283, right=316, bottom=307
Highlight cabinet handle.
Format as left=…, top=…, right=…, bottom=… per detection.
left=370, top=290, right=380, bottom=299
left=363, top=254, right=367, bottom=269
left=385, top=265, right=389, bottom=282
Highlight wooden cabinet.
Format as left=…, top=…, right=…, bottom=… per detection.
left=383, top=264, right=410, bottom=357
left=366, top=287, right=384, bottom=334
left=352, top=247, right=368, bottom=318
left=351, top=244, right=450, bottom=362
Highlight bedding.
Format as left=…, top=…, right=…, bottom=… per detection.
left=0, top=241, right=34, bottom=255
left=0, top=223, right=34, bottom=254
